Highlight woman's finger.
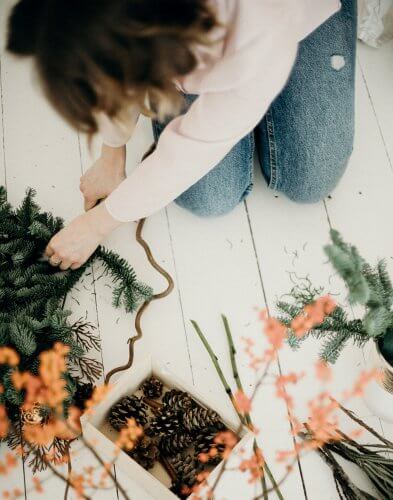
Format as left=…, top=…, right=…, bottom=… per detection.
left=45, top=244, right=55, bottom=257
left=59, top=259, right=72, bottom=271
left=71, top=261, right=82, bottom=271
left=49, top=254, right=62, bottom=267
left=84, top=196, right=97, bottom=211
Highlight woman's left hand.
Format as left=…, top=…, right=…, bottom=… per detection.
left=45, top=203, right=122, bottom=270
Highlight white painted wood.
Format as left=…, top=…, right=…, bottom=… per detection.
left=358, top=41, right=393, bottom=173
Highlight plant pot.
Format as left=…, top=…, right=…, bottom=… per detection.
left=363, top=340, right=393, bottom=423
left=81, top=357, right=254, bottom=499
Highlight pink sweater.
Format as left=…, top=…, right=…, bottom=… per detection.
left=101, top=0, right=341, bottom=222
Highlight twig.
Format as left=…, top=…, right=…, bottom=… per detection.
left=222, top=315, right=283, bottom=500
left=335, top=400, right=393, bottom=447
left=64, top=444, right=72, bottom=500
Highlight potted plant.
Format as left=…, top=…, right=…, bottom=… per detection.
left=277, top=230, right=393, bottom=421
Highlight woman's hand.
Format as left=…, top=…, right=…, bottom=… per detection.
left=45, top=203, right=122, bottom=270
left=80, top=144, right=126, bottom=211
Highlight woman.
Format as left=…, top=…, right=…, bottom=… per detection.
left=7, top=0, right=356, bottom=271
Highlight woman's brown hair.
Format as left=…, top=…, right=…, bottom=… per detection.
left=7, top=0, right=218, bottom=134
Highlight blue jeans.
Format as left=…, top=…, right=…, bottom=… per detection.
left=152, top=0, right=357, bottom=217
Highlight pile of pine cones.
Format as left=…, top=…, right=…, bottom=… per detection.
left=107, top=376, right=231, bottom=498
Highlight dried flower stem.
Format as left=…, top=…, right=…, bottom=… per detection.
left=222, top=315, right=283, bottom=500
left=335, top=399, right=393, bottom=447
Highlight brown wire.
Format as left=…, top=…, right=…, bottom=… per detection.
left=104, top=145, right=174, bottom=385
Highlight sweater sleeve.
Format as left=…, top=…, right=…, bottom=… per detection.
left=97, top=106, right=140, bottom=148
left=105, top=38, right=298, bottom=222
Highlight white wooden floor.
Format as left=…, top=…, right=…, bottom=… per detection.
left=1, top=2, right=393, bottom=498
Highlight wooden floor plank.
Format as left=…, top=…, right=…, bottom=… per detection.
left=357, top=41, right=393, bottom=173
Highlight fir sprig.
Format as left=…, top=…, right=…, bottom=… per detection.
left=277, top=230, right=393, bottom=363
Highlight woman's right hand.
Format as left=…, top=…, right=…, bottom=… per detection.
left=80, top=144, right=126, bottom=211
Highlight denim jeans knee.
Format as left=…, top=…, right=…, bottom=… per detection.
left=174, top=132, right=254, bottom=217
left=152, top=102, right=255, bottom=217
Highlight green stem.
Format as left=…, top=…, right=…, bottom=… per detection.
left=222, top=315, right=283, bottom=500
left=190, top=320, right=246, bottom=426
left=222, top=315, right=252, bottom=427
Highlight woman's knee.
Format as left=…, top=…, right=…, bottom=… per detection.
left=279, top=150, right=353, bottom=204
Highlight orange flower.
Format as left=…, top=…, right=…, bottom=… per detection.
left=70, top=474, right=85, bottom=498
left=116, top=418, right=143, bottom=451
left=275, top=373, right=304, bottom=410
left=32, top=477, right=43, bottom=493
left=263, top=317, right=287, bottom=350
left=5, top=453, right=17, bottom=470
left=291, top=296, right=337, bottom=338
left=239, top=449, right=264, bottom=483
left=315, top=360, right=332, bottom=383
left=345, top=369, right=380, bottom=398
left=234, top=390, right=252, bottom=414
left=23, top=423, right=55, bottom=446
left=0, top=348, right=19, bottom=367
left=84, top=384, right=112, bottom=415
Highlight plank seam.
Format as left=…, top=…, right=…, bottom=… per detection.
left=357, top=55, right=393, bottom=174
left=165, top=208, right=195, bottom=385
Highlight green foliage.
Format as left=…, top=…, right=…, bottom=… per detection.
left=277, top=230, right=393, bottom=364
left=0, top=186, right=152, bottom=421
left=97, top=247, right=153, bottom=313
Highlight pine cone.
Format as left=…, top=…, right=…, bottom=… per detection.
left=140, top=376, right=163, bottom=399
left=149, top=408, right=181, bottom=437
left=73, top=382, right=94, bottom=411
left=182, top=406, right=223, bottom=433
left=170, top=453, right=200, bottom=487
left=108, top=396, right=148, bottom=431
left=162, top=389, right=194, bottom=411
left=159, top=431, right=193, bottom=456
left=194, top=427, right=226, bottom=464
left=128, top=436, right=160, bottom=470
left=170, top=453, right=202, bottom=497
